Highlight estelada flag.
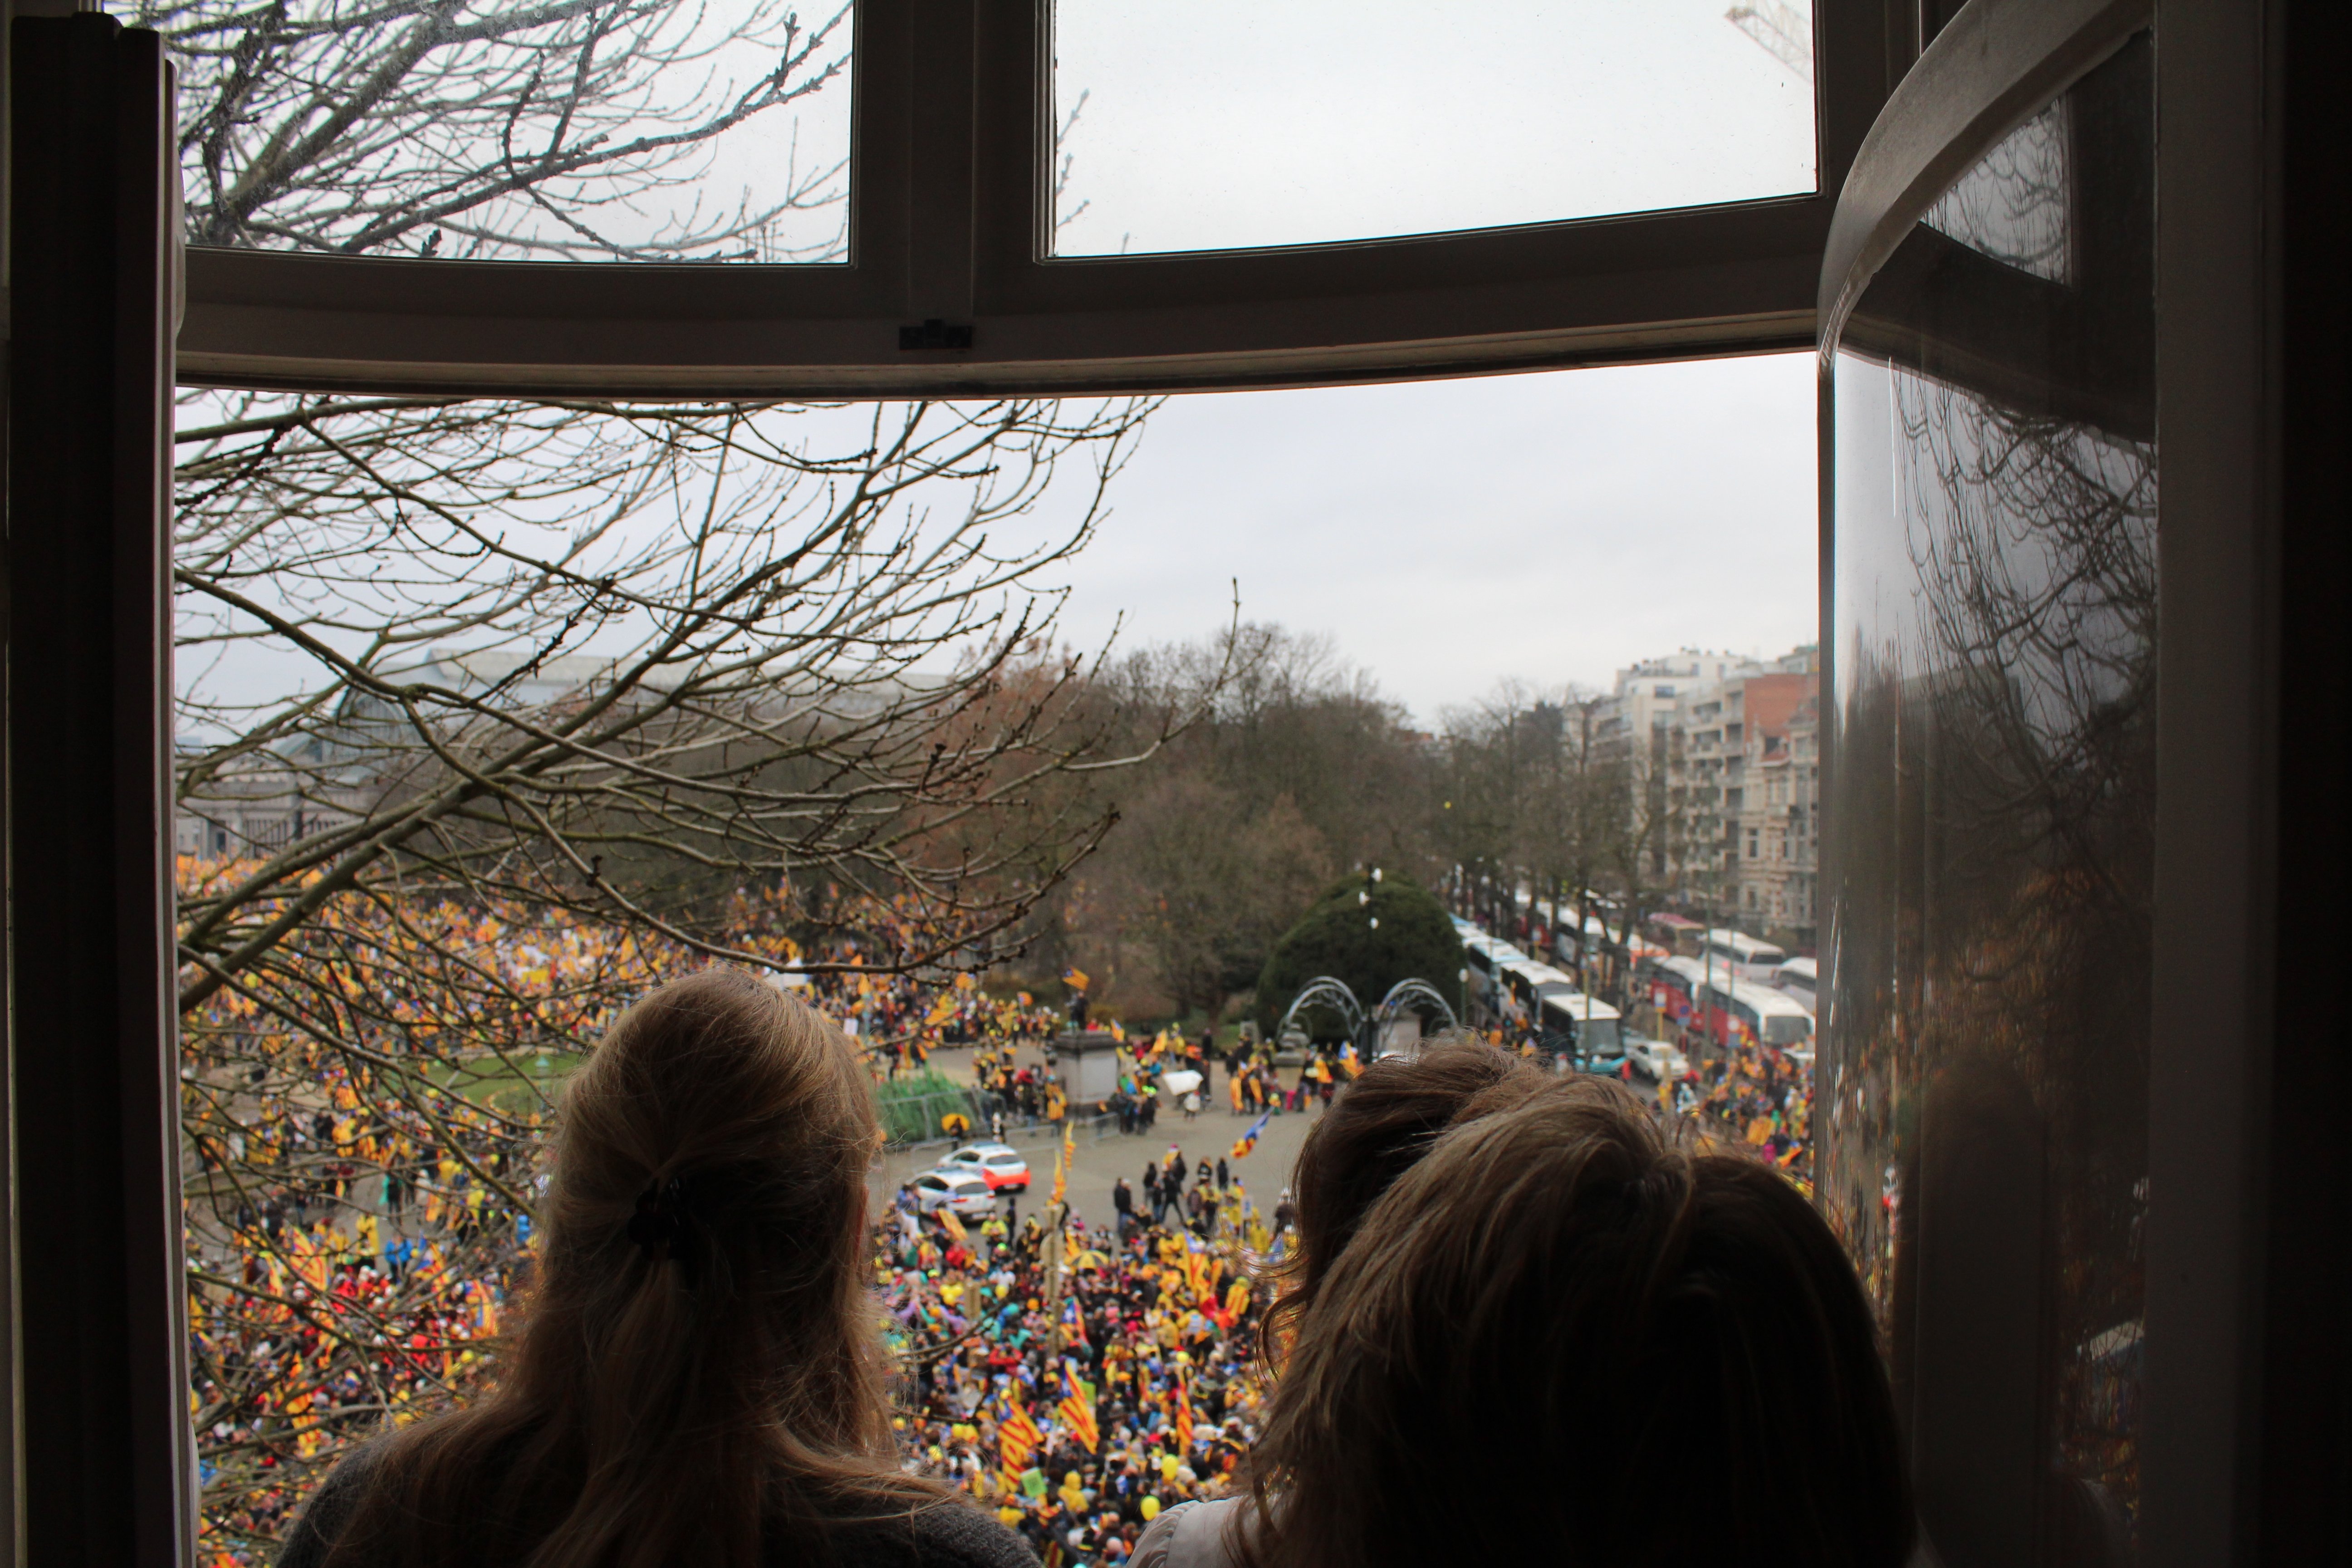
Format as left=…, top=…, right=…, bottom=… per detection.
left=1230, top=1111, right=1272, bottom=1161
left=1057, top=1362, right=1100, bottom=1452
left=998, top=1396, right=1044, bottom=1475
left=1062, top=966, right=1090, bottom=993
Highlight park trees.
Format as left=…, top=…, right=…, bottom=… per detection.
left=1063, top=623, right=1439, bottom=1020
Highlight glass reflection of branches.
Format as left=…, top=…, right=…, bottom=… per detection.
left=1896, top=367, right=2155, bottom=1525
left=1924, top=102, right=2072, bottom=283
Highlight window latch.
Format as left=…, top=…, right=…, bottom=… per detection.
left=899, top=318, right=974, bottom=351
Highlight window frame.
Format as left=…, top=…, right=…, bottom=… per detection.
left=176, top=0, right=1904, bottom=398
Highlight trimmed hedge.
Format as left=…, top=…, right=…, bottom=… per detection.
left=874, top=1067, right=978, bottom=1146
left=1254, top=874, right=1464, bottom=1041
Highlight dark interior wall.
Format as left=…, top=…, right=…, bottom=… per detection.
left=5, top=13, right=188, bottom=1568
left=2256, top=0, right=2352, bottom=1557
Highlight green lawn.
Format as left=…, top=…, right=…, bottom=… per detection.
left=426, top=1047, right=586, bottom=1113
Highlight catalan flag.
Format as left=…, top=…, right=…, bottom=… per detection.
left=1062, top=966, right=1090, bottom=993
left=998, top=1396, right=1044, bottom=1476
left=1173, top=1374, right=1196, bottom=1454
left=1051, top=1120, right=1074, bottom=1206
left=1057, top=1362, right=1100, bottom=1452
left=1230, top=1110, right=1272, bottom=1161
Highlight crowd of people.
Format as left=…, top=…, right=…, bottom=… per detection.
left=176, top=869, right=1081, bottom=1564
left=180, top=861, right=1829, bottom=1566
left=879, top=1172, right=1283, bottom=1567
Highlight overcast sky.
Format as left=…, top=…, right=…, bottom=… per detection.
left=1033, top=0, right=1821, bottom=723
left=1053, top=0, right=1815, bottom=255
left=178, top=1, right=1823, bottom=727
left=1044, top=352, right=1821, bottom=728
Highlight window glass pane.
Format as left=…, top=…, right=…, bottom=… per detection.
left=1052, top=0, right=1816, bottom=256
left=151, top=1, right=853, bottom=261
left=1824, top=35, right=2154, bottom=1556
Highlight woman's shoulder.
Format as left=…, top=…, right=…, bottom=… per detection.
left=822, top=1498, right=1040, bottom=1568
left=276, top=1442, right=384, bottom=1568
left=1131, top=1496, right=1250, bottom=1568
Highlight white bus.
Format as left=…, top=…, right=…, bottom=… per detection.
left=1462, top=935, right=1529, bottom=1015
left=1500, top=958, right=1578, bottom=1019
left=1696, top=976, right=1815, bottom=1051
left=1772, top=955, right=1818, bottom=1010
left=1537, top=990, right=1623, bottom=1060
left=1700, top=928, right=1788, bottom=983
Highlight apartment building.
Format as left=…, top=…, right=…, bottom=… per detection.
left=1737, top=675, right=1821, bottom=945
left=1596, top=645, right=1818, bottom=944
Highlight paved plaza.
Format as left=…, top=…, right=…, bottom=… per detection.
left=869, top=1039, right=1322, bottom=1235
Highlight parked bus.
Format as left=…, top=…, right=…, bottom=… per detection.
left=1462, top=935, right=1528, bottom=1017
left=1700, top=928, right=1788, bottom=983
left=1538, top=990, right=1623, bottom=1060
left=1648, top=956, right=1711, bottom=1030
left=1772, top=955, right=1817, bottom=1011
left=1500, top=958, right=1578, bottom=1020
left=1695, top=976, right=1814, bottom=1051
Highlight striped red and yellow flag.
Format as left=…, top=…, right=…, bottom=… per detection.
left=1057, top=1362, right=1099, bottom=1453
left=998, top=1396, right=1044, bottom=1475
left=1174, top=1375, right=1196, bottom=1454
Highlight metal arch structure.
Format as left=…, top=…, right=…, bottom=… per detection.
left=1373, top=979, right=1459, bottom=1032
left=1276, top=976, right=1364, bottom=1043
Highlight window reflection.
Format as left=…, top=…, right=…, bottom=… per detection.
left=1925, top=102, right=2073, bottom=283
left=1823, top=36, right=2153, bottom=1567
left=148, top=0, right=853, bottom=261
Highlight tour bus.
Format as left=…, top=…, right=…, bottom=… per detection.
left=1700, top=928, right=1789, bottom=982
left=1500, top=958, right=1579, bottom=1022
left=1461, top=934, right=1529, bottom=1016
left=1773, top=955, right=1818, bottom=1011
left=1548, top=910, right=1616, bottom=968
left=1695, top=976, right=1815, bottom=1052
left=1649, top=956, right=1712, bottom=1031
left=1537, top=990, right=1624, bottom=1062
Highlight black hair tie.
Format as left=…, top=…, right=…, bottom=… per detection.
left=626, top=1176, right=699, bottom=1284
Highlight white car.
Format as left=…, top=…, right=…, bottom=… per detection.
left=936, top=1142, right=1030, bottom=1194
left=1626, top=1040, right=1692, bottom=1083
left=908, top=1169, right=997, bottom=1217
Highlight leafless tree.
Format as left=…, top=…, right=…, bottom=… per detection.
left=151, top=0, right=854, bottom=260
left=154, top=7, right=1176, bottom=1549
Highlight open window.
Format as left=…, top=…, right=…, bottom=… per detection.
left=177, top=0, right=1903, bottom=397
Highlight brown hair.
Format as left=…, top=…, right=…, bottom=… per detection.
left=1245, top=1077, right=1911, bottom=1568
left=1259, top=1035, right=1545, bottom=1365
left=316, top=966, right=940, bottom=1568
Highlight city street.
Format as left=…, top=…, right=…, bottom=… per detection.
left=870, top=1040, right=1322, bottom=1235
